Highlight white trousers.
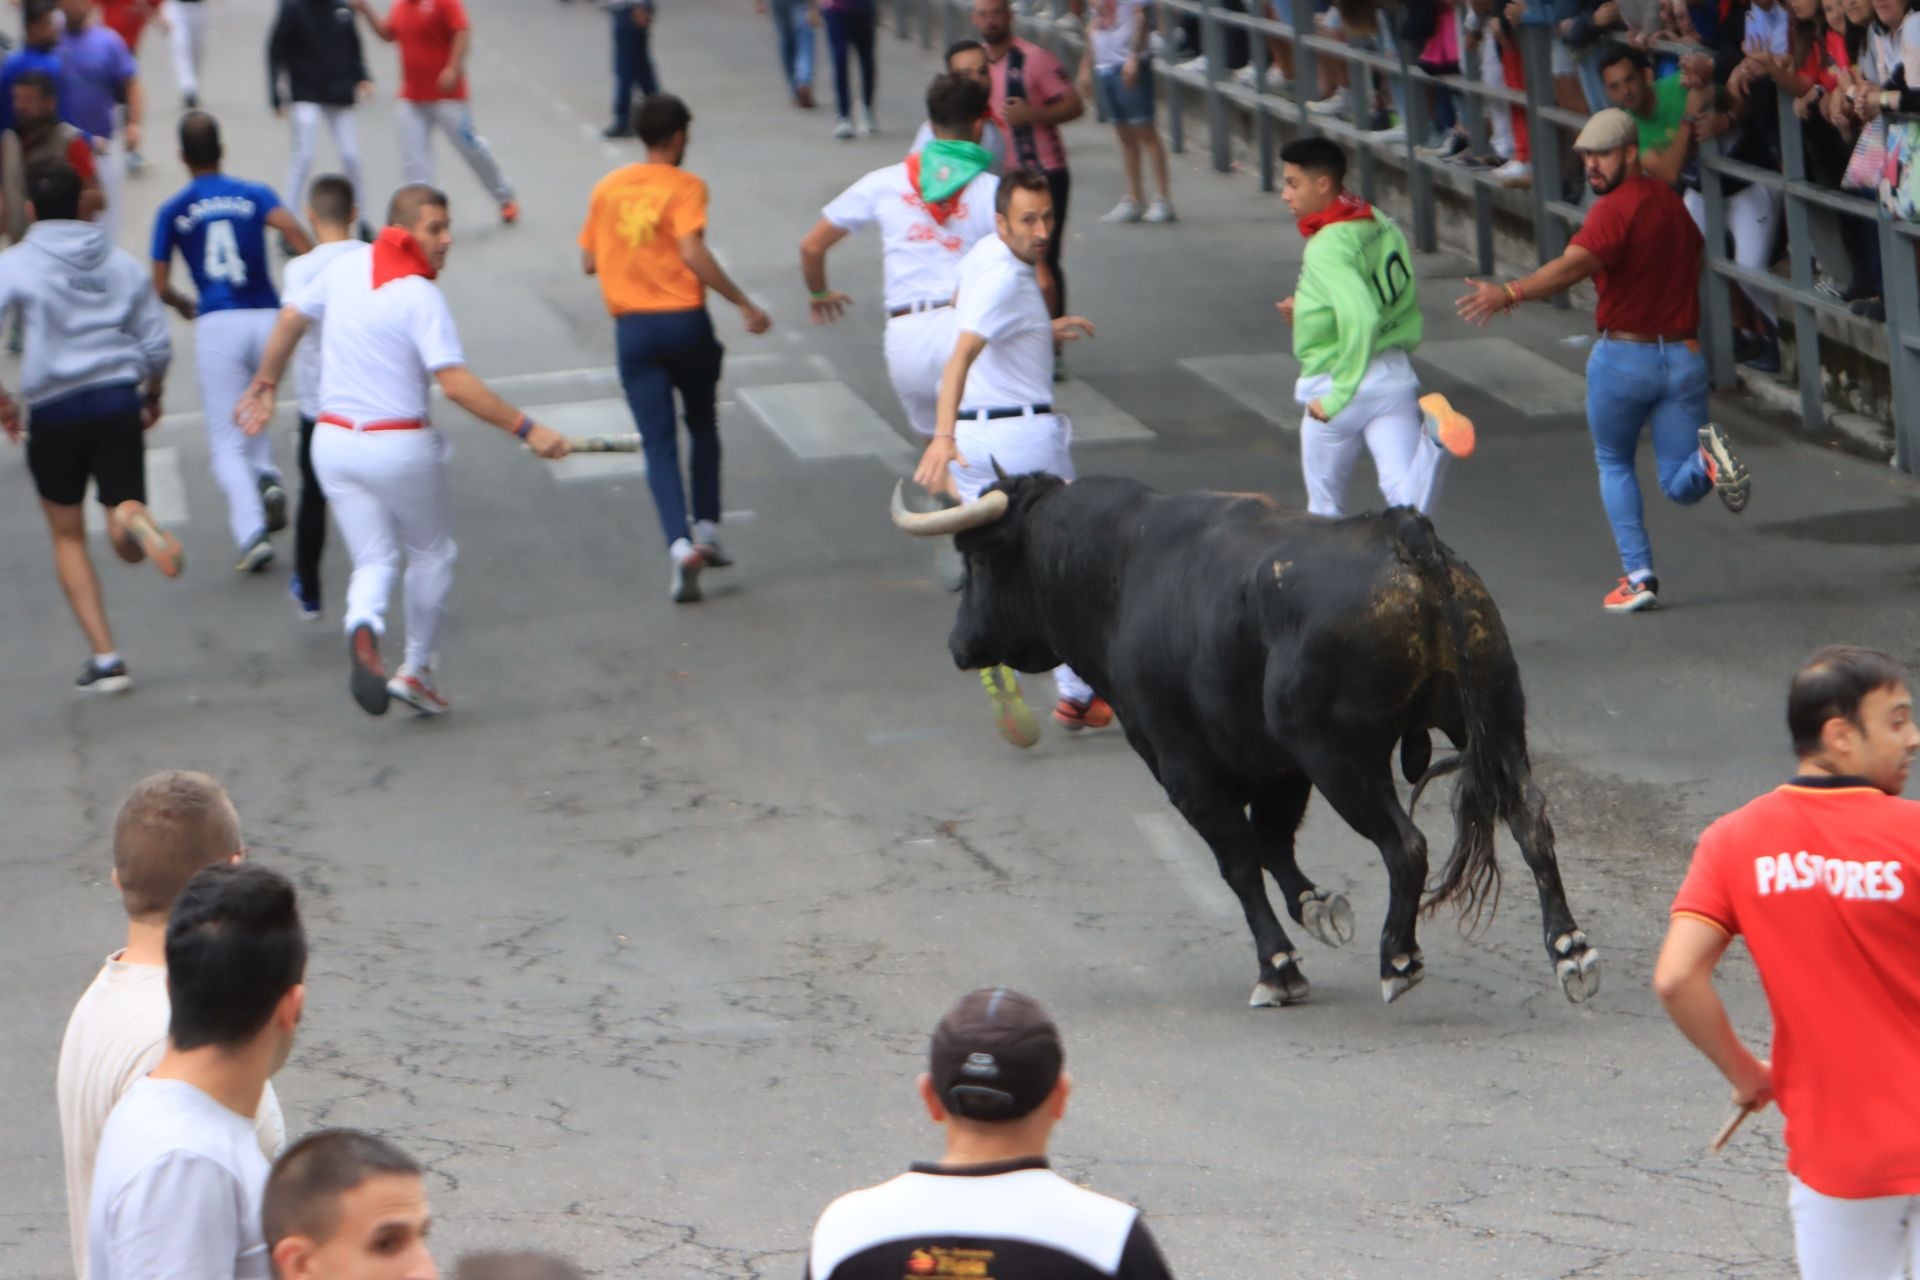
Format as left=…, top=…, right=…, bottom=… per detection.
left=883, top=306, right=957, bottom=437
left=1791, top=1176, right=1920, bottom=1279
left=311, top=425, right=457, bottom=672
left=1479, top=30, right=1513, bottom=159
left=196, top=309, right=282, bottom=548
left=166, top=0, right=207, bottom=100
left=94, top=136, right=124, bottom=247
left=948, top=410, right=1094, bottom=706
left=285, top=103, right=364, bottom=213
left=1297, top=351, right=1445, bottom=518
left=397, top=100, right=513, bottom=203
left=1685, top=183, right=1782, bottom=328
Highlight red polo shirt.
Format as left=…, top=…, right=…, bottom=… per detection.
left=389, top=0, right=468, bottom=102
left=1569, top=173, right=1701, bottom=337
left=1671, top=778, right=1920, bottom=1199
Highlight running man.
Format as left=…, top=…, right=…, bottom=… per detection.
left=910, top=40, right=1008, bottom=173
left=57, top=0, right=142, bottom=245
left=279, top=173, right=365, bottom=620
left=237, top=184, right=571, bottom=717
left=0, top=163, right=176, bottom=694
left=354, top=0, right=519, bottom=224
left=1457, top=107, right=1751, bottom=613
left=152, top=112, right=314, bottom=573
left=911, top=167, right=1105, bottom=741
left=165, top=0, right=208, bottom=108
left=270, top=0, right=374, bottom=236
left=801, top=72, right=999, bottom=448
left=1277, top=136, right=1471, bottom=518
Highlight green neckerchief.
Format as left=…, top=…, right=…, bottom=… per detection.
left=918, top=139, right=993, bottom=204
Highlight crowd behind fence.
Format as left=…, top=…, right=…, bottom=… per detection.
left=890, top=0, right=1920, bottom=476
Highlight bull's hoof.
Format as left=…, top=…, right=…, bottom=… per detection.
left=1380, top=952, right=1425, bottom=1004
left=1299, top=889, right=1356, bottom=948
left=1250, top=952, right=1310, bottom=1007
left=1553, top=931, right=1601, bottom=1003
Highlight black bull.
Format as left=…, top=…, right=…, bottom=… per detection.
left=891, top=472, right=1599, bottom=1007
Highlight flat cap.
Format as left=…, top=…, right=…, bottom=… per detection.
left=1574, top=107, right=1637, bottom=153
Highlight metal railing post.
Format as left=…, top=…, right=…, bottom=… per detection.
left=1458, top=84, right=1495, bottom=274
left=1698, top=136, right=1738, bottom=390
left=895, top=0, right=912, bottom=40
left=1883, top=220, right=1920, bottom=475
left=939, top=0, right=957, bottom=51
left=1202, top=0, right=1231, bottom=173
left=1251, top=17, right=1276, bottom=191
left=1400, top=37, right=1436, bottom=252
left=1520, top=25, right=1565, bottom=301
left=920, top=0, right=934, bottom=49
left=1775, top=89, right=1823, bottom=434
left=1290, top=0, right=1317, bottom=125
left=1349, top=42, right=1376, bottom=202
left=1166, top=2, right=1187, bottom=154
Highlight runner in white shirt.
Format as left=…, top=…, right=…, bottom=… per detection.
left=236, top=182, right=570, bottom=717
left=802, top=71, right=1000, bottom=457
left=909, top=38, right=1010, bottom=175
left=911, top=168, right=1108, bottom=745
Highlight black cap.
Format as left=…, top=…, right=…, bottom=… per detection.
left=928, top=988, right=1063, bottom=1121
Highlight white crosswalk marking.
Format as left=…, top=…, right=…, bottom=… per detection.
left=736, top=381, right=914, bottom=461
left=1052, top=380, right=1155, bottom=443
left=83, top=445, right=189, bottom=536
left=1415, top=337, right=1587, bottom=417
left=520, top=399, right=649, bottom=483
left=1179, top=353, right=1301, bottom=431
left=1134, top=813, right=1241, bottom=921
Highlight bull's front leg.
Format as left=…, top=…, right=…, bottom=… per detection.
left=1163, top=778, right=1311, bottom=1008
left=1508, top=780, right=1601, bottom=1003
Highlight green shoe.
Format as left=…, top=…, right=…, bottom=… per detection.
left=980, top=665, right=1039, bottom=749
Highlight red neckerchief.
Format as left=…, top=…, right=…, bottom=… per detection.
left=905, top=152, right=964, bottom=226
left=371, top=225, right=436, bottom=289
left=1297, top=190, right=1374, bottom=239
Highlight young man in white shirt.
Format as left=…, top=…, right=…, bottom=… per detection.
left=59, top=771, right=286, bottom=1280
left=912, top=168, right=1105, bottom=743
left=263, top=1129, right=437, bottom=1280
left=237, top=182, right=569, bottom=717
left=910, top=40, right=1010, bottom=174
left=87, top=862, right=307, bottom=1280
left=801, top=72, right=1000, bottom=454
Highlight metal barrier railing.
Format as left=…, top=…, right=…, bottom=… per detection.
left=891, top=0, right=1915, bottom=473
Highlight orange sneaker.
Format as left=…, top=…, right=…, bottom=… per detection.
left=499, top=199, right=520, bottom=224
left=1602, top=575, right=1658, bottom=613
left=114, top=502, right=183, bottom=577
left=1053, top=695, right=1115, bottom=731
left=1418, top=393, right=1476, bottom=459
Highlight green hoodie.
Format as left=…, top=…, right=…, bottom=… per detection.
left=1291, top=210, right=1422, bottom=420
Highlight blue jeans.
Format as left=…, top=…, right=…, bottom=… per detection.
left=1585, top=338, right=1712, bottom=579
left=770, top=0, right=815, bottom=93
left=824, top=3, right=876, bottom=117
left=616, top=308, right=724, bottom=548
left=611, top=3, right=659, bottom=129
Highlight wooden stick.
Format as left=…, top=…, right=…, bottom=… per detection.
left=1710, top=1102, right=1759, bottom=1155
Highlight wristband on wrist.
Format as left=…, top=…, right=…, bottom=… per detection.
left=1503, top=281, right=1523, bottom=305
left=514, top=414, right=533, bottom=440
left=810, top=289, right=834, bottom=302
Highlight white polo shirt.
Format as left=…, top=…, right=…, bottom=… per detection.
left=822, top=163, right=1000, bottom=312
left=281, top=239, right=371, bottom=421
left=952, top=233, right=1053, bottom=413
left=288, top=248, right=466, bottom=424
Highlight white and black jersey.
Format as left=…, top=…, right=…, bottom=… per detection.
left=805, top=1157, right=1174, bottom=1280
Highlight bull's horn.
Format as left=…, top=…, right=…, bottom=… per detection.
left=889, top=481, right=1009, bottom=536
left=990, top=456, right=1010, bottom=482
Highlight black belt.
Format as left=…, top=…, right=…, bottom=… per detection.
left=964, top=404, right=1053, bottom=420
left=887, top=300, right=953, bottom=318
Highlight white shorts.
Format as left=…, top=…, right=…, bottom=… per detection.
left=883, top=305, right=958, bottom=437
left=949, top=409, right=1074, bottom=502
left=1791, top=1175, right=1920, bottom=1280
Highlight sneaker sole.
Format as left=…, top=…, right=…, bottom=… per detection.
left=349, top=627, right=390, bottom=716
left=236, top=545, right=275, bottom=574
left=672, top=553, right=705, bottom=603
left=695, top=545, right=734, bottom=569
left=1052, top=706, right=1115, bottom=731
left=1698, top=424, right=1751, bottom=513
left=76, top=674, right=133, bottom=695
left=261, top=484, right=289, bottom=534
left=388, top=681, right=449, bottom=716
left=1418, top=393, right=1476, bottom=459
left=1603, top=593, right=1659, bottom=614
left=981, top=666, right=1039, bottom=748
left=122, top=512, right=184, bottom=577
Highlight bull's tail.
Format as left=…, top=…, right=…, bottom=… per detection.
left=1387, top=508, right=1510, bottom=935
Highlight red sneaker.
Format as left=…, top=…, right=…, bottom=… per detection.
left=500, top=199, right=520, bottom=224
left=1602, top=576, right=1659, bottom=613
left=1418, top=393, right=1476, bottom=459
left=349, top=624, right=390, bottom=715
left=387, top=666, right=451, bottom=716
left=1052, top=696, right=1115, bottom=730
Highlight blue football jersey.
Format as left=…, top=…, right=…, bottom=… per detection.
left=152, top=174, right=283, bottom=313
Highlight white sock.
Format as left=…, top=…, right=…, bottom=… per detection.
left=693, top=519, right=719, bottom=546
left=93, top=651, right=122, bottom=669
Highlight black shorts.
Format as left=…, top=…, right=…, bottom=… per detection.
left=25, top=383, right=146, bottom=508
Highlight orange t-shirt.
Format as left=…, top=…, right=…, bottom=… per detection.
left=1671, top=779, right=1920, bottom=1199
left=578, top=164, right=707, bottom=315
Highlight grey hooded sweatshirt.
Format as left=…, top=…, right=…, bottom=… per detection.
left=0, top=220, right=171, bottom=409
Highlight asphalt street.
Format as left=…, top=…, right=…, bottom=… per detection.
left=5, top=1, right=1918, bottom=1276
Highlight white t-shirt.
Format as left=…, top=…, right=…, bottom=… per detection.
left=59, top=955, right=286, bottom=1280
left=1089, top=0, right=1148, bottom=71
left=87, top=1077, right=275, bottom=1280
left=822, top=162, right=1001, bottom=311
left=953, top=233, right=1054, bottom=411
left=281, top=239, right=370, bottom=421
left=289, top=247, right=466, bottom=423
left=910, top=119, right=1009, bottom=177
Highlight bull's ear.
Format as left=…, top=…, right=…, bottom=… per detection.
left=990, top=456, right=1010, bottom=483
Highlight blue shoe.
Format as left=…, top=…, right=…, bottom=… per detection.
left=289, top=574, right=321, bottom=621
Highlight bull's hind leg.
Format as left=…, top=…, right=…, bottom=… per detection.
left=1300, top=750, right=1431, bottom=1004
left=1163, top=774, right=1312, bottom=1008
left=1508, top=777, right=1600, bottom=1002
left=1250, top=775, right=1355, bottom=949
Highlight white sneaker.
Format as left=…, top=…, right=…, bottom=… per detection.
left=670, top=536, right=705, bottom=604
left=1148, top=30, right=1166, bottom=54
left=1176, top=54, right=1208, bottom=73
left=1492, top=158, right=1532, bottom=186
left=1307, top=88, right=1350, bottom=116
left=1101, top=197, right=1144, bottom=223
left=1233, top=63, right=1258, bottom=86
left=387, top=665, right=451, bottom=715
left=1262, top=65, right=1289, bottom=92
left=1054, top=10, right=1081, bottom=29
left=1369, top=123, right=1407, bottom=143
left=832, top=116, right=854, bottom=140
left=856, top=105, right=875, bottom=137
left=1142, top=197, right=1175, bottom=223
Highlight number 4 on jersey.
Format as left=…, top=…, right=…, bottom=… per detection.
left=203, top=220, right=248, bottom=287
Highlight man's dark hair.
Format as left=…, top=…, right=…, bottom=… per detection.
left=22, top=0, right=56, bottom=33
left=179, top=110, right=221, bottom=169
left=26, top=161, right=82, bottom=221
left=1599, top=46, right=1650, bottom=75
left=927, top=72, right=990, bottom=133
left=995, top=167, right=1052, bottom=217
left=944, top=37, right=987, bottom=63
left=263, top=1130, right=421, bottom=1253
left=12, top=68, right=55, bottom=103
left=633, top=92, right=692, bottom=148
left=165, top=863, right=306, bottom=1051
left=1788, top=646, right=1910, bottom=757
left=387, top=181, right=448, bottom=228
left=1279, top=136, right=1347, bottom=186
left=306, top=173, right=355, bottom=228
left=113, top=770, right=241, bottom=921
